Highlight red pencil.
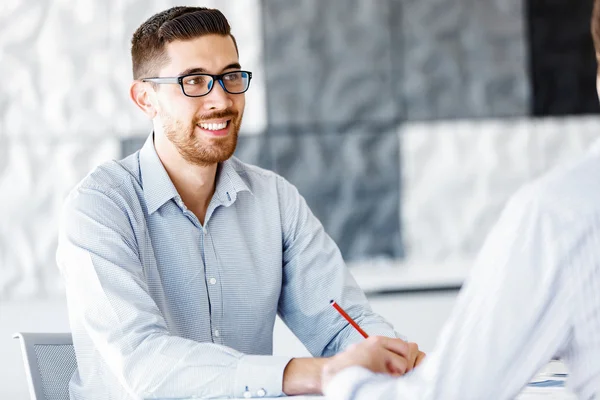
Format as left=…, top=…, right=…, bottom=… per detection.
left=330, top=299, right=369, bottom=339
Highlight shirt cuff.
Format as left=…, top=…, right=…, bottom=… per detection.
left=234, top=355, right=292, bottom=398
left=323, top=366, right=376, bottom=400
left=364, top=324, right=407, bottom=342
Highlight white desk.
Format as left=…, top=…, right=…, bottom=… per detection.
left=187, top=385, right=573, bottom=400
left=227, top=391, right=574, bottom=400
left=229, top=397, right=324, bottom=400
left=228, top=389, right=575, bottom=399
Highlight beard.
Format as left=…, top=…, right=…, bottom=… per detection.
left=161, top=108, right=242, bottom=167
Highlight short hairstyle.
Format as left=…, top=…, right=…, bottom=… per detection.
left=130, top=6, right=238, bottom=79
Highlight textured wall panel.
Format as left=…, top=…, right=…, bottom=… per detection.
left=527, top=0, right=600, bottom=116
left=0, top=0, right=266, bottom=138
left=401, top=119, right=535, bottom=262
left=1, top=0, right=112, bottom=138
left=233, top=134, right=273, bottom=170
left=402, top=117, right=600, bottom=262
left=0, top=139, right=119, bottom=299
left=396, top=0, right=530, bottom=120
left=530, top=116, right=600, bottom=176
left=270, top=124, right=402, bottom=260
left=120, top=136, right=148, bottom=158
left=263, top=0, right=397, bottom=127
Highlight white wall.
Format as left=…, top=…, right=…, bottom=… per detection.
left=401, top=116, right=600, bottom=261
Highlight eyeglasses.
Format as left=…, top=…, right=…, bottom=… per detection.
left=142, top=70, right=252, bottom=97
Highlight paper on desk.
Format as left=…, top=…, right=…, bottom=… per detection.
left=516, top=361, right=576, bottom=400
left=517, top=388, right=577, bottom=400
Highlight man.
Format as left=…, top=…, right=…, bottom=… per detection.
left=56, top=6, right=423, bottom=399
left=322, top=5, right=600, bottom=400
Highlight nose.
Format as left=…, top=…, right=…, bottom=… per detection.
left=203, top=79, right=233, bottom=110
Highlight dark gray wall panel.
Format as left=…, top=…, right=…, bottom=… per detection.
left=527, top=0, right=600, bottom=116
left=263, top=0, right=398, bottom=127
left=269, top=124, right=402, bottom=260
left=233, top=134, right=273, bottom=171
left=396, top=0, right=530, bottom=120
left=121, top=136, right=146, bottom=158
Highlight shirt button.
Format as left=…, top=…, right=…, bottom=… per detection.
left=209, top=277, right=217, bottom=285
left=256, top=388, right=266, bottom=397
left=243, top=390, right=252, bottom=398
left=214, top=330, right=220, bottom=337
left=203, top=227, right=208, bottom=234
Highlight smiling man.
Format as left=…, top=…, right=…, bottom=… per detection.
left=56, top=6, right=423, bottom=400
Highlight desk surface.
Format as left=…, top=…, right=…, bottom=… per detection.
left=187, top=388, right=574, bottom=400
left=227, top=392, right=575, bottom=400
left=228, top=390, right=575, bottom=400
left=167, top=362, right=576, bottom=399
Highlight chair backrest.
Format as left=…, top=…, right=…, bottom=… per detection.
left=13, top=332, right=77, bottom=400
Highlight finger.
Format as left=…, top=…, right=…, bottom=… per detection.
left=384, top=352, right=409, bottom=376
left=415, top=351, right=426, bottom=367
left=376, top=337, right=410, bottom=358
left=405, top=343, right=419, bottom=369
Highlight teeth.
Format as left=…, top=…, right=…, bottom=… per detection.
left=199, top=121, right=228, bottom=131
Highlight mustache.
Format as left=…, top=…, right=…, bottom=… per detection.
left=195, top=109, right=238, bottom=123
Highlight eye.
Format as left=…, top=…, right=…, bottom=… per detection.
left=224, top=72, right=242, bottom=81
left=184, top=75, right=207, bottom=85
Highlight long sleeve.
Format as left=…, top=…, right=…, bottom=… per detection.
left=274, top=176, right=401, bottom=357
left=325, top=182, right=582, bottom=400
left=57, top=186, right=291, bottom=399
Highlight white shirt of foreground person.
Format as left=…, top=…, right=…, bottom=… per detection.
left=325, top=140, right=600, bottom=400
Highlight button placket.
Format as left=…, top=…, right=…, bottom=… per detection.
left=203, top=226, right=223, bottom=344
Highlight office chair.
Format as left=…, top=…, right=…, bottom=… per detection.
left=13, top=332, right=77, bottom=400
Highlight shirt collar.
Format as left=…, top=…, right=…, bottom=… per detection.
left=139, top=133, right=180, bottom=215
left=139, top=133, right=253, bottom=214
left=213, top=157, right=253, bottom=206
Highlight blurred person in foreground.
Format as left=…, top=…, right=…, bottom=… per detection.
left=322, top=6, right=600, bottom=400
left=56, top=6, right=424, bottom=400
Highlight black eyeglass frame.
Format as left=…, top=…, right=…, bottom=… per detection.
left=142, top=70, right=253, bottom=97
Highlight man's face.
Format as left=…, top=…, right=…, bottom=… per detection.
left=153, top=34, right=245, bottom=166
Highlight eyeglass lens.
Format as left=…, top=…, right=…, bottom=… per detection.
left=181, top=71, right=250, bottom=96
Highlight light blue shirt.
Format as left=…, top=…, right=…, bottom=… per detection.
left=57, top=134, right=399, bottom=400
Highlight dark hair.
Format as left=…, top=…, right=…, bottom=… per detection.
left=593, top=0, right=600, bottom=63
left=131, top=6, right=238, bottom=79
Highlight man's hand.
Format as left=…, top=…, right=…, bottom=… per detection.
left=283, top=357, right=329, bottom=395
left=321, top=336, right=426, bottom=389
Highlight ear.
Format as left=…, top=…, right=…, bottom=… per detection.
left=130, top=80, right=158, bottom=119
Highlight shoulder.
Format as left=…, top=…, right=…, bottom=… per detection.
left=63, top=152, right=143, bottom=213
left=512, top=148, right=600, bottom=223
